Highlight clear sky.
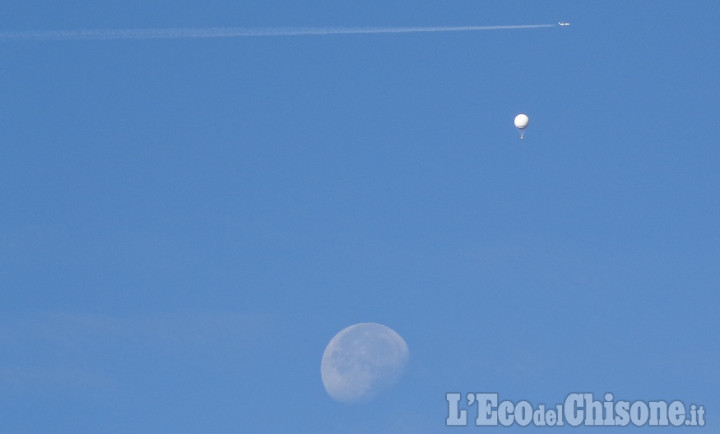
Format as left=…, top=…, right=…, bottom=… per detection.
left=1, top=1, right=718, bottom=432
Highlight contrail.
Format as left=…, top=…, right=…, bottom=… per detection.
left=0, top=24, right=555, bottom=41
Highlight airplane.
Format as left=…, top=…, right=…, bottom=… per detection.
left=558, top=21, right=571, bottom=26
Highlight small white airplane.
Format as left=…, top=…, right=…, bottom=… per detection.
left=558, top=21, right=571, bottom=26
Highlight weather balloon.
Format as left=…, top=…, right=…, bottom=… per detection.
left=514, top=113, right=529, bottom=139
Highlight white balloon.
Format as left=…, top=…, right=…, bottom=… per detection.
left=514, top=113, right=529, bottom=129
left=514, top=113, right=529, bottom=139
left=321, top=322, right=409, bottom=403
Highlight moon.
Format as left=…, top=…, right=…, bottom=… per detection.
left=321, top=322, right=409, bottom=403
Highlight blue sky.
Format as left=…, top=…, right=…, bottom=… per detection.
left=1, top=1, right=718, bottom=432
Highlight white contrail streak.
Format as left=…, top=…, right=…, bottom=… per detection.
left=0, top=24, right=555, bottom=41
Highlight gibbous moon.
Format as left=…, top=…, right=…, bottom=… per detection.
left=321, top=322, right=409, bottom=403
